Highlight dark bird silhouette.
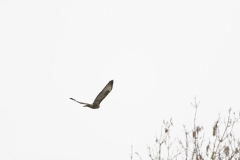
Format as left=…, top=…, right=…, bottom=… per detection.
left=70, top=80, right=113, bottom=109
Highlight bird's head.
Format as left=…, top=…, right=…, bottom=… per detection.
left=83, top=104, right=99, bottom=109
left=83, top=104, right=93, bottom=108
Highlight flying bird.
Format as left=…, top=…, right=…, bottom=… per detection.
left=70, top=80, right=113, bottom=109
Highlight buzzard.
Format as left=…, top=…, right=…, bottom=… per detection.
left=70, top=80, right=113, bottom=109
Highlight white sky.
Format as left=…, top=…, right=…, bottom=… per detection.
left=1, top=1, right=240, bottom=160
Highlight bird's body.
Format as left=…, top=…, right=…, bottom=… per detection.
left=70, top=80, right=113, bottom=109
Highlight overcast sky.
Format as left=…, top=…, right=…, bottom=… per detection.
left=1, top=1, right=240, bottom=160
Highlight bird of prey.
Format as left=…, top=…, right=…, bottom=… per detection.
left=70, top=80, right=113, bottom=109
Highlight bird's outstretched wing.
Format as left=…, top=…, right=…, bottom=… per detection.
left=92, top=80, right=113, bottom=105
left=70, top=98, right=90, bottom=105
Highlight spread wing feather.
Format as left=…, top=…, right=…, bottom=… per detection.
left=93, top=80, right=113, bottom=105
left=70, top=98, right=90, bottom=105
